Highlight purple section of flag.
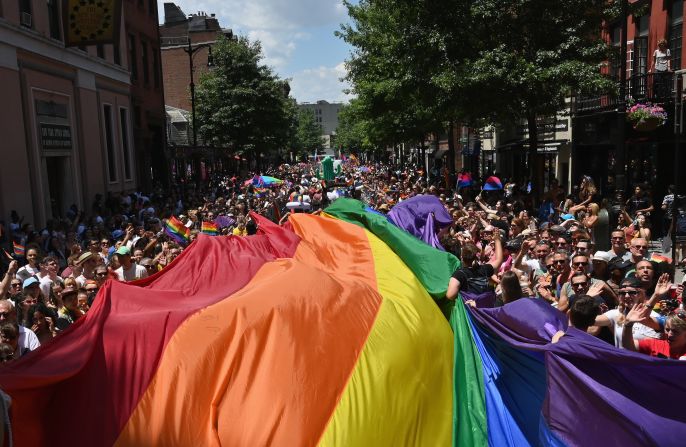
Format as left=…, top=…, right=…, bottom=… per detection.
left=468, top=298, right=686, bottom=446
left=387, top=195, right=452, bottom=250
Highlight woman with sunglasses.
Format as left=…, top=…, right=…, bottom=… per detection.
left=594, top=277, right=661, bottom=348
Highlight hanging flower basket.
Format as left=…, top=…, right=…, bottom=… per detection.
left=627, top=102, right=667, bottom=131
left=633, top=116, right=662, bottom=132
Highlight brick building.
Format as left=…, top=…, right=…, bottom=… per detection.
left=0, top=0, right=133, bottom=226
left=160, top=3, right=231, bottom=111
left=572, top=0, right=685, bottom=210
left=159, top=3, right=232, bottom=179
left=122, top=0, right=168, bottom=189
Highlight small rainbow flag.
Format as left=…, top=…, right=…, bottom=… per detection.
left=164, top=216, right=190, bottom=245
left=650, top=253, right=672, bottom=264
left=201, top=221, right=219, bottom=236
left=13, top=241, right=25, bottom=257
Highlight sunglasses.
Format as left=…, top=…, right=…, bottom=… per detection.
left=573, top=262, right=589, bottom=267
left=553, top=260, right=567, bottom=264
left=555, top=242, right=568, bottom=246
left=545, top=264, right=554, bottom=269
left=10, top=283, right=21, bottom=288
left=96, top=272, right=108, bottom=277
left=618, top=290, right=639, bottom=296
left=572, top=282, right=588, bottom=288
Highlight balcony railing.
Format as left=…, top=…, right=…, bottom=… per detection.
left=574, top=72, right=676, bottom=115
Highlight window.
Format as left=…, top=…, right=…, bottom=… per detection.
left=134, top=105, right=142, bottom=128
left=103, top=105, right=117, bottom=182
left=610, top=23, right=621, bottom=80
left=152, top=48, right=161, bottom=88
left=114, top=41, right=121, bottom=65
left=671, top=1, right=683, bottom=70
left=119, top=108, right=133, bottom=181
left=19, top=0, right=31, bottom=27
left=96, top=44, right=104, bottom=59
left=128, top=34, right=137, bottom=81
left=47, top=0, right=61, bottom=39
left=141, top=40, right=149, bottom=84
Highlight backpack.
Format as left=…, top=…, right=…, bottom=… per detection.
left=466, top=276, right=491, bottom=294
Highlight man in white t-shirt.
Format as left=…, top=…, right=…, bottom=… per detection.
left=0, top=299, right=40, bottom=359
left=594, top=277, right=661, bottom=348
left=113, top=246, right=148, bottom=282
left=36, top=256, right=63, bottom=301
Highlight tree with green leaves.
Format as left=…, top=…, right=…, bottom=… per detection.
left=339, top=0, right=614, bottom=193
left=292, top=108, right=324, bottom=158
left=195, top=36, right=293, bottom=163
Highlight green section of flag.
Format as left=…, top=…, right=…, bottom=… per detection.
left=450, top=299, right=488, bottom=447
left=325, top=198, right=460, bottom=301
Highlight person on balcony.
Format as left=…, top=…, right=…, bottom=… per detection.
left=651, top=39, right=671, bottom=100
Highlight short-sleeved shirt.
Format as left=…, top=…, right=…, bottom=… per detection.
left=16, top=325, right=40, bottom=359
left=603, top=308, right=661, bottom=348
left=638, top=338, right=686, bottom=359
left=452, top=264, right=495, bottom=294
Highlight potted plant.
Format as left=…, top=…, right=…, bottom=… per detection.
left=626, top=102, right=667, bottom=131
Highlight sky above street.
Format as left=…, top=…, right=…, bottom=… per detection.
left=158, top=0, right=355, bottom=104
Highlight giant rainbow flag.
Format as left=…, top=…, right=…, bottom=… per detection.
left=2, top=198, right=686, bottom=446
left=0, top=200, right=456, bottom=446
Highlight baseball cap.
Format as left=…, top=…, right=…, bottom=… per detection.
left=608, top=256, right=632, bottom=271
left=22, top=277, right=39, bottom=288
left=112, top=229, right=125, bottom=239
left=592, top=251, right=613, bottom=263
left=115, top=246, right=131, bottom=256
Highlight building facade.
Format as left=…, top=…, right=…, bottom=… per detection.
left=298, top=100, right=343, bottom=152
left=123, top=0, right=167, bottom=190
left=159, top=3, right=232, bottom=179
left=573, top=0, right=685, bottom=203
left=0, top=0, right=133, bottom=227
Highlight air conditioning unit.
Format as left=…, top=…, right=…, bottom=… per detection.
left=20, top=12, right=32, bottom=27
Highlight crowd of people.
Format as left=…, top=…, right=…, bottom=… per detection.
left=0, top=159, right=685, bottom=363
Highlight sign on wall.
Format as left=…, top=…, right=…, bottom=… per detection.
left=40, top=124, right=72, bottom=151
left=62, top=0, right=122, bottom=47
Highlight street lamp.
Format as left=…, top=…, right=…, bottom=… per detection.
left=183, top=38, right=214, bottom=179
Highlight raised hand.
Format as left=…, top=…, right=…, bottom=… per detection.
left=587, top=282, right=604, bottom=297
left=653, top=273, right=672, bottom=297
left=626, top=303, right=652, bottom=324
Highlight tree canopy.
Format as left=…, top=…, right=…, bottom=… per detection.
left=195, top=36, right=293, bottom=159
left=292, top=108, right=324, bottom=158
left=338, top=0, right=614, bottom=185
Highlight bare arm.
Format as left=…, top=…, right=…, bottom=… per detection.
left=0, top=261, right=18, bottom=300
left=558, top=283, right=570, bottom=313
left=488, top=230, right=504, bottom=271
left=446, top=277, right=460, bottom=300
left=622, top=303, right=652, bottom=351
